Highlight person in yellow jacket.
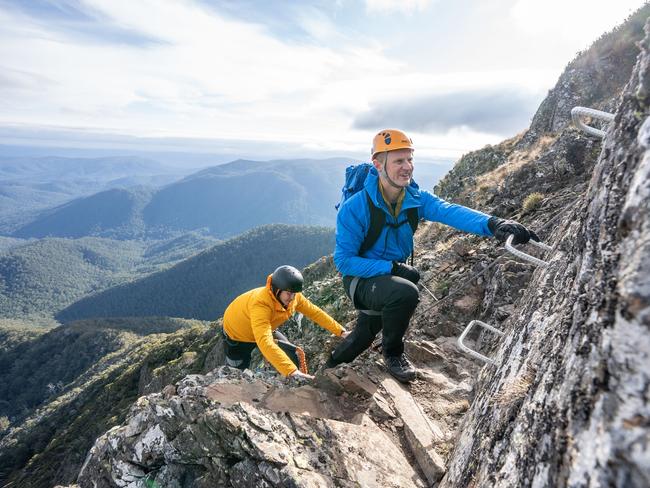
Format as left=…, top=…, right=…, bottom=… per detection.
left=223, top=265, right=349, bottom=379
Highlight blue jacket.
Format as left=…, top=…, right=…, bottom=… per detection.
left=334, top=167, right=493, bottom=278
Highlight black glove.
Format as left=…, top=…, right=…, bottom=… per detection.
left=391, top=261, right=420, bottom=284
left=488, top=217, right=540, bottom=245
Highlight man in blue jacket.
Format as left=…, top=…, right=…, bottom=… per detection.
left=328, top=129, right=537, bottom=382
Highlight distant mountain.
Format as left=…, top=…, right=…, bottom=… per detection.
left=0, top=234, right=218, bottom=320
left=142, top=158, right=348, bottom=237
left=12, top=187, right=152, bottom=239
left=57, top=224, right=335, bottom=322
left=0, top=155, right=190, bottom=233
left=0, top=155, right=179, bottom=187
left=11, top=157, right=453, bottom=240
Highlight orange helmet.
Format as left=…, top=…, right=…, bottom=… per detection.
left=371, top=129, right=414, bottom=158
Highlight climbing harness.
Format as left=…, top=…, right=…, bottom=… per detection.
left=571, top=106, right=615, bottom=138
left=348, top=275, right=382, bottom=316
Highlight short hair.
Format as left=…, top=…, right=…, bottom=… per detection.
left=375, top=152, right=388, bottom=165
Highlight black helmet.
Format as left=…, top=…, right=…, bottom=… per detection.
left=271, top=265, right=303, bottom=294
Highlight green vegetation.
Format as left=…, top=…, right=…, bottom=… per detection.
left=13, top=187, right=152, bottom=239
left=435, top=278, right=451, bottom=297
left=0, top=319, right=219, bottom=488
left=57, top=224, right=335, bottom=322
left=0, top=234, right=218, bottom=320
left=573, top=3, right=650, bottom=99
left=522, top=192, right=544, bottom=213
left=0, top=237, right=28, bottom=253
left=0, top=320, right=50, bottom=354
left=0, top=237, right=141, bottom=319
left=0, top=317, right=202, bottom=424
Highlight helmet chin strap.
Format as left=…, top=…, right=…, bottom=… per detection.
left=381, top=167, right=403, bottom=189
left=379, top=151, right=410, bottom=190
left=376, top=151, right=399, bottom=189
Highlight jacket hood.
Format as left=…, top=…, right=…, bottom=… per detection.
left=265, top=274, right=295, bottom=309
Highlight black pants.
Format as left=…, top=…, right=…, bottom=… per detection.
left=223, top=329, right=301, bottom=371
left=331, top=274, right=419, bottom=363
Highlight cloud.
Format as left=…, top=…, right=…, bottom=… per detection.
left=0, top=0, right=162, bottom=46
left=0, top=0, right=398, bottom=142
left=511, top=0, right=644, bottom=46
left=1, top=0, right=644, bottom=160
left=365, top=0, right=433, bottom=14
left=352, top=87, right=544, bottom=136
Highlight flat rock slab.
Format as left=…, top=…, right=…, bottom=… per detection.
left=203, top=378, right=365, bottom=423
left=381, top=376, right=447, bottom=484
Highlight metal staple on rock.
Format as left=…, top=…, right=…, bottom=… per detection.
left=571, top=106, right=615, bottom=138
left=504, top=235, right=553, bottom=267
left=416, top=199, right=576, bottom=316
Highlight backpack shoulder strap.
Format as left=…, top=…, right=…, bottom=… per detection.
left=359, top=192, right=385, bottom=256
left=406, top=207, right=419, bottom=234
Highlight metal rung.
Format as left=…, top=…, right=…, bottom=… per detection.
left=457, top=320, right=504, bottom=365
left=505, top=234, right=552, bottom=267
left=571, top=106, right=614, bottom=138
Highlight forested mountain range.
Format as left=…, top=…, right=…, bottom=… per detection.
left=0, top=155, right=188, bottom=234
left=0, top=317, right=215, bottom=486
left=0, top=317, right=199, bottom=424
left=12, top=187, right=153, bottom=239
left=6, top=157, right=451, bottom=240
left=0, top=234, right=218, bottom=321
left=141, top=158, right=350, bottom=237
left=57, top=224, right=335, bottom=322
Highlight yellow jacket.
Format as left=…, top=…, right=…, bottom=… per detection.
left=223, top=274, right=344, bottom=376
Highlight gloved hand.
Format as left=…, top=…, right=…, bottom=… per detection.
left=488, top=217, right=540, bottom=245
left=391, top=261, right=420, bottom=284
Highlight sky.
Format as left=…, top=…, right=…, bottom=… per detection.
left=0, top=0, right=646, bottom=162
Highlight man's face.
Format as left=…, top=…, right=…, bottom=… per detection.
left=377, top=148, right=414, bottom=187
left=278, top=290, right=296, bottom=307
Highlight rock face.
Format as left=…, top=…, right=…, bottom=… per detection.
left=440, top=19, right=650, bottom=488
left=521, top=8, right=646, bottom=146
left=76, top=367, right=429, bottom=488
left=435, top=6, right=649, bottom=212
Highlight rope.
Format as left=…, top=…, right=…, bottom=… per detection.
left=295, top=346, right=308, bottom=374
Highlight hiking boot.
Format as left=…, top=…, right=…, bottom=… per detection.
left=324, top=355, right=339, bottom=369
left=383, top=353, right=416, bottom=383
left=314, top=354, right=337, bottom=375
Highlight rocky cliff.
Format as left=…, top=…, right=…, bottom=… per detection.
left=440, top=17, right=650, bottom=488
left=4, top=7, right=650, bottom=488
